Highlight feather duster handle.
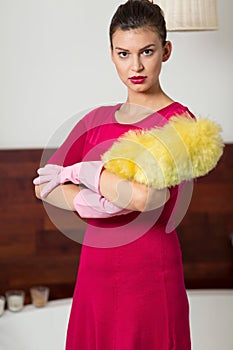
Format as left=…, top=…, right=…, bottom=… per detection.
left=101, top=114, right=224, bottom=189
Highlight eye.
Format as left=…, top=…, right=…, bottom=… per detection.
left=118, top=51, right=129, bottom=58
left=143, top=49, right=153, bottom=56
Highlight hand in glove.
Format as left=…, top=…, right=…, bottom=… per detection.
left=33, top=161, right=103, bottom=198
left=73, top=188, right=131, bottom=218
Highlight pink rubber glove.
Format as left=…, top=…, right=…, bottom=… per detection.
left=33, top=161, right=103, bottom=198
left=73, top=188, right=131, bottom=218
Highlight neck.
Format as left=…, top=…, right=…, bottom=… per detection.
left=126, top=85, right=173, bottom=111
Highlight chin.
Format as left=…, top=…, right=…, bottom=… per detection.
left=128, top=84, right=150, bottom=93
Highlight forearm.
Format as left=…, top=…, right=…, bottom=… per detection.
left=35, top=183, right=81, bottom=211
left=99, top=169, right=170, bottom=212
left=34, top=165, right=170, bottom=214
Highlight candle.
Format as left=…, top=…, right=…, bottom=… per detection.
left=6, top=290, right=25, bottom=312
left=0, top=296, right=5, bottom=316
left=30, top=286, right=49, bottom=307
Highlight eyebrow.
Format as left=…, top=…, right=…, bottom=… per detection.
left=114, top=44, right=156, bottom=52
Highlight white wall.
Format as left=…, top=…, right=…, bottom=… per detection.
left=0, top=0, right=232, bottom=149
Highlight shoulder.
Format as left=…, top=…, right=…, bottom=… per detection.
left=80, top=104, right=120, bottom=127
left=164, top=102, right=196, bottom=120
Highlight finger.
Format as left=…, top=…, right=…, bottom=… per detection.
left=41, top=185, right=52, bottom=198
left=33, top=175, right=55, bottom=185
left=37, top=166, right=60, bottom=176
left=40, top=181, right=59, bottom=198
left=33, top=177, right=41, bottom=185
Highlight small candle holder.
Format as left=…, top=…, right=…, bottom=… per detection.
left=0, top=296, right=5, bottom=316
left=6, top=290, right=25, bottom=312
left=30, top=286, right=49, bottom=308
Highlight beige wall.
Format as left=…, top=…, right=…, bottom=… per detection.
left=0, top=0, right=232, bottom=148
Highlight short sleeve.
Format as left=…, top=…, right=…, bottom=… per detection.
left=47, top=114, right=89, bottom=167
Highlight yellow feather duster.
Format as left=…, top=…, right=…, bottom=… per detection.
left=101, top=114, right=224, bottom=189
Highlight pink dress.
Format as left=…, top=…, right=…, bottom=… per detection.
left=48, top=102, right=192, bottom=350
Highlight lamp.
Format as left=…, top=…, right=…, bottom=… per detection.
left=155, top=0, right=218, bottom=31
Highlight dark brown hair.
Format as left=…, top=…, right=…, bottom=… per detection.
left=109, top=0, right=167, bottom=48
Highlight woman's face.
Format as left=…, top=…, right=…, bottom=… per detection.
left=111, top=27, right=171, bottom=95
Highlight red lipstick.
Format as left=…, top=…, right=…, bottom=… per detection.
left=129, top=76, right=147, bottom=84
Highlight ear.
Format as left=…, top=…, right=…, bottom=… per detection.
left=162, top=41, right=172, bottom=62
left=110, top=46, right=115, bottom=63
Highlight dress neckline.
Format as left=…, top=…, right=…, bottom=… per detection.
left=112, top=102, right=179, bottom=125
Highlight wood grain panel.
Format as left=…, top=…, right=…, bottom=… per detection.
left=176, top=144, right=233, bottom=288
left=0, top=146, right=232, bottom=305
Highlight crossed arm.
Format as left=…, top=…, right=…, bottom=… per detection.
left=35, top=168, right=170, bottom=213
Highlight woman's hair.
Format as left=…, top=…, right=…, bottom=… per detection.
left=109, top=0, right=167, bottom=48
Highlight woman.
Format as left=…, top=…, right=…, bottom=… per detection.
left=34, top=1, right=193, bottom=349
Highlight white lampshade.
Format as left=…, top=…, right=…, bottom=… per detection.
left=155, top=0, right=218, bottom=31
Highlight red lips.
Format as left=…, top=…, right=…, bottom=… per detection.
left=129, top=76, right=147, bottom=84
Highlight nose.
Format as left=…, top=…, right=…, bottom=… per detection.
left=131, top=55, right=144, bottom=72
